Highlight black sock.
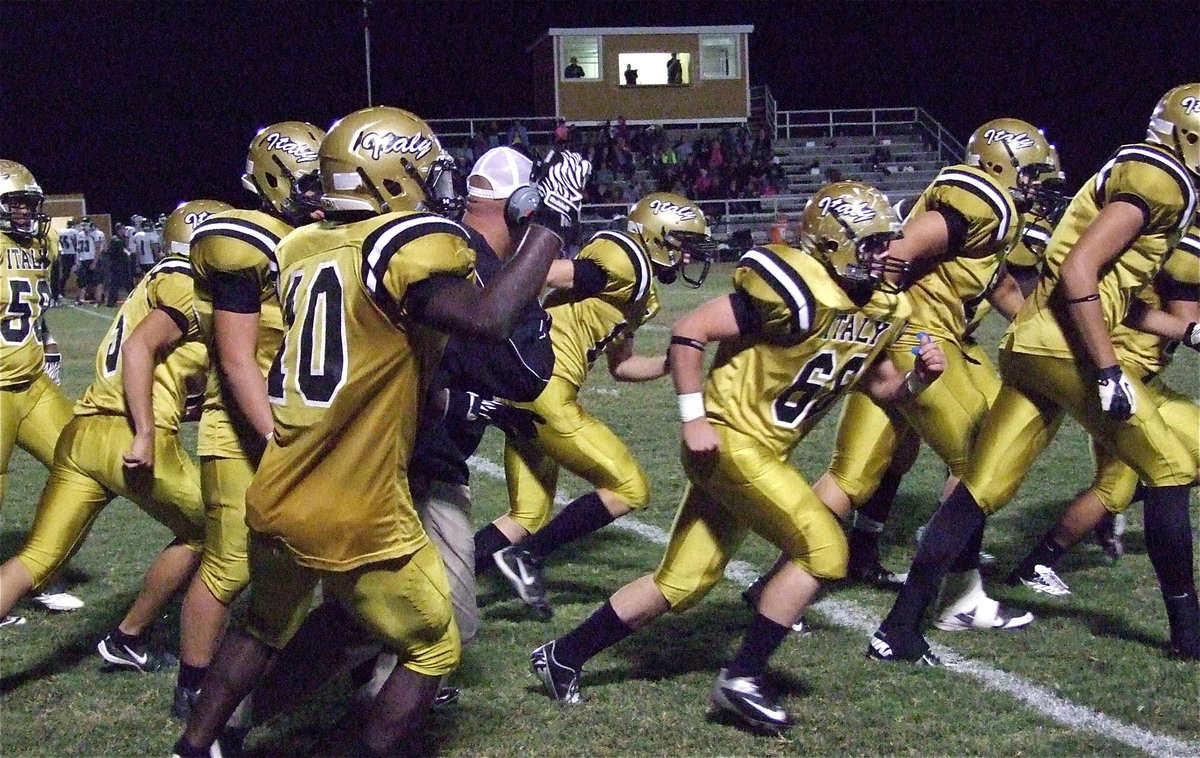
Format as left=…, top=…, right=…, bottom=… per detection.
left=473, top=524, right=512, bottom=576
left=112, top=627, right=144, bottom=647
left=171, top=738, right=209, bottom=758
left=1142, top=484, right=1197, bottom=653
left=949, top=519, right=985, bottom=573
left=553, top=601, right=634, bottom=670
left=860, top=467, right=904, bottom=525
left=882, top=483, right=985, bottom=635
left=523, top=491, right=614, bottom=562
left=1009, top=530, right=1067, bottom=582
left=1142, top=485, right=1195, bottom=597
left=178, top=663, right=207, bottom=690
left=726, top=613, right=791, bottom=679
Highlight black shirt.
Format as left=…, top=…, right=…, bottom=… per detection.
left=409, top=226, right=554, bottom=489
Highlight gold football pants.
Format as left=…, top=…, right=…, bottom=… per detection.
left=16, top=414, right=204, bottom=588
left=0, top=373, right=73, bottom=503
left=198, top=456, right=254, bottom=604
left=965, top=351, right=1198, bottom=514
left=825, top=338, right=1000, bottom=507
left=504, top=375, right=650, bottom=532
left=1088, top=375, right=1199, bottom=512
left=245, top=534, right=460, bottom=677
left=652, top=423, right=847, bottom=612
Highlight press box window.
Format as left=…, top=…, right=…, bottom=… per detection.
left=699, top=34, right=739, bottom=79
left=561, top=36, right=601, bottom=81
left=616, top=52, right=691, bottom=86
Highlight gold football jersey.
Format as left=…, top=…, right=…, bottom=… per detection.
left=542, top=230, right=660, bottom=388
left=1113, top=224, right=1200, bottom=374
left=246, top=211, right=475, bottom=571
left=898, top=165, right=1022, bottom=348
left=0, top=229, right=56, bottom=388
left=190, top=210, right=294, bottom=458
left=1005, top=142, right=1198, bottom=359
left=74, top=255, right=207, bottom=432
left=704, top=245, right=910, bottom=455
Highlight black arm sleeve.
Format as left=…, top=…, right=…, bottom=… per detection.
left=1111, top=193, right=1152, bottom=230
left=935, top=206, right=970, bottom=254
left=159, top=306, right=190, bottom=336
left=571, top=259, right=607, bottom=297
left=211, top=271, right=262, bottom=314
left=1160, top=276, right=1200, bottom=303
left=729, top=290, right=762, bottom=336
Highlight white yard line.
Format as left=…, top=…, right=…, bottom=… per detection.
left=61, top=304, right=115, bottom=320
left=468, top=455, right=1200, bottom=758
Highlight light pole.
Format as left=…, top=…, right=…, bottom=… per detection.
left=362, top=0, right=374, bottom=106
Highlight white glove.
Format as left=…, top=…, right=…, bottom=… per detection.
left=1096, top=365, right=1136, bottom=421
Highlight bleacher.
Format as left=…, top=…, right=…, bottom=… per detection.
left=432, top=102, right=964, bottom=250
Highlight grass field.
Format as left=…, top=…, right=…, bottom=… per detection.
left=1, top=263, right=1197, bottom=757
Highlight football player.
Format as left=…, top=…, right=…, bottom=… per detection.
left=0, top=160, right=84, bottom=625
left=529, top=181, right=943, bottom=733
left=870, top=83, right=1200, bottom=664
left=54, top=217, right=78, bottom=305
left=173, top=106, right=590, bottom=758
left=838, top=135, right=1068, bottom=590
left=0, top=200, right=219, bottom=660
left=482, top=192, right=718, bottom=619
left=808, top=119, right=1060, bottom=631
left=1006, top=222, right=1200, bottom=595
left=172, top=120, right=326, bottom=720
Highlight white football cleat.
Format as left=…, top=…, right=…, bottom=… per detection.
left=33, top=588, right=84, bottom=612
left=934, top=569, right=1033, bottom=631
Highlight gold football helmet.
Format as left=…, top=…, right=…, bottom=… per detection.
left=319, top=106, right=460, bottom=216
left=626, top=192, right=718, bottom=287
left=241, top=121, right=325, bottom=223
left=799, top=181, right=907, bottom=297
left=1146, top=83, right=1200, bottom=178
left=162, top=199, right=233, bottom=256
left=965, top=118, right=1059, bottom=216
left=0, top=160, right=48, bottom=238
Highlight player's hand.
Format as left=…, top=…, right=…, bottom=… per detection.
left=1096, top=365, right=1136, bottom=421
left=911, top=332, right=945, bottom=385
left=531, top=149, right=592, bottom=242
left=447, top=390, right=544, bottom=439
left=122, top=433, right=155, bottom=469
left=682, top=417, right=720, bottom=457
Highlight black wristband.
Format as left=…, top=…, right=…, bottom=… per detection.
left=670, top=335, right=706, bottom=351
left=1066, top=293, right=1100, bottom=305
left=1096, top=365, right=1122, bottom=382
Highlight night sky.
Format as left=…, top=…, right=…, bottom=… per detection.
left=6, top=0, right=1198, bottom=221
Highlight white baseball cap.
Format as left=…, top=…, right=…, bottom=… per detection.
left=468, top=147, right=533, bottom=200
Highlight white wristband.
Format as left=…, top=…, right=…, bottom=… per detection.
left=904, top=371, right=930, bottom=398
left=678, top=392, right=706, bottom=423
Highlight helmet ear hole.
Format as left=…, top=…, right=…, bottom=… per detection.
left=266, top=173, right=280, bottom=189
left=382, top=178, right=404, bottom=198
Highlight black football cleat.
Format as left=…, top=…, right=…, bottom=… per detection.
left=710, top=667, right=795, bottom=733
left=530, top=640, right=583, bottom=704
left=866, top=628, right=942, bottom=666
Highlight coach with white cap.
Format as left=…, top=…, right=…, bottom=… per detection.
left=359, top=147, right=558, bottom=706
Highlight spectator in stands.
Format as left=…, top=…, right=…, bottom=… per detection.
left=666, top=53, right=683, bottom=85
left=483, top=121, right=500, bottom=150
left=564, top=57, right=585, bottom=79
left=554, top=119, right=569, bottom=147
left=623, top=65, right=638, bottom=86
left=506, top=121, right=531, bottom=156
